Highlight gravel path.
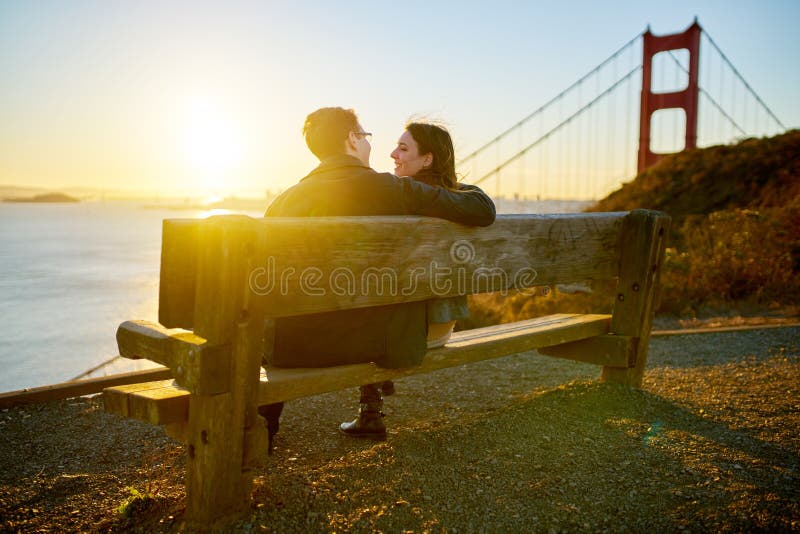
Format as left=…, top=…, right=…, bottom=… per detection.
left=1, top=326, right=798, bottom=532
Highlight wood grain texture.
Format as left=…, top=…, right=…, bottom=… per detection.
left=159, top=219, right=199, bottom=329
left=0, top=368, right=171, bottom=409
left=249, top=213, right=626, bottom=317
left=185, top=392, right=248, bottom=523
left=538, top=334, right=635, bottom=367
left=185, top=216, right=259, bottom=525
left=155, top=213, right=626, bottom=323
left=232, top=275, right=270, bottom=483
left=257, top=313, right=611, bottom=403
left=116, top=320, right=230, bottom=394
left=237, top=317, right=270, bottom=476
left=192, top=216, right=255, bottom=344
left=602, top=209, right=671, bottom=386
left=102, top=379, right=175, bottom=418
left=128, top=383, right=189, bottom=424
left=159, top=213, right=625, bottom=320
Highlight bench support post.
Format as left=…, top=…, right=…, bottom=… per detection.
left=602, top=209, right=669, bottom=387
left=184, top=218, right=267, bottom=526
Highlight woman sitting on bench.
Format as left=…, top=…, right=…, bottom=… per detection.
left=339, top=121, right=478, bottom=439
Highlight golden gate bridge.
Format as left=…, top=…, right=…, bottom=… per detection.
left=457, top=19, right=787, bottom=203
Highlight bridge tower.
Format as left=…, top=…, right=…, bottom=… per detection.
left=638, top=20, right=702, bottom=173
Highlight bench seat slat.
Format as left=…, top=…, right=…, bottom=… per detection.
left=104, top=313, right=612, bottom=426
left=103, top=379, right=176, bottom=419
left=128, top=384, right=191, bottom=424
left=259, top=313, right=612, bottom=404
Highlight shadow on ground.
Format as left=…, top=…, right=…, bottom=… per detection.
left=253, top=368, right=799, bottom=532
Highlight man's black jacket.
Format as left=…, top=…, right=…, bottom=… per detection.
left=266, top=155, right=495, bottom=368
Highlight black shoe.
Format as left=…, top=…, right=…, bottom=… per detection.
left=380, top=380, right=395, bottom=396
left=258, top=402, right=284, bottom=455
left=339, top=412, right=387, bottom=440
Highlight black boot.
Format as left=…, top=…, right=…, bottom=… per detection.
left=339, top=384, right=386, bottom=440
left=258, top=402, right=284, bottom=454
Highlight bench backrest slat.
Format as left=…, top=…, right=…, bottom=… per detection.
left=159, top=212, right=628, bottom=327
left=159, top=219, right=199, bottom=329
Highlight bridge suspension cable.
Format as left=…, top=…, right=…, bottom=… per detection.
left=666, top=51, right=747, bottom=137
left=457, top=31, right=643, bottom=167
left=459, top=20, right=788, bottom=202
left=469, top=65, right=641, bottom=187
left=702, top=30, right=786, bottom=130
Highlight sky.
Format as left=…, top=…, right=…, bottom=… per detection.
left=1, top=0, right=798, bottom=199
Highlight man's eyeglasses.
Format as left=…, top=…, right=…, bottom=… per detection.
left=353, top=131, right=372, bottom=141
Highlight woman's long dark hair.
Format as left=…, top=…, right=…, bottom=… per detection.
left=405, top=122, right=458, bottom=189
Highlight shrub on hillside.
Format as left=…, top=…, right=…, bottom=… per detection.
left=660, top=207, right=800, bottom=312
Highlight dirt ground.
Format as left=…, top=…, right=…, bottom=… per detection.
left=1, top=325, right=798, bottom=533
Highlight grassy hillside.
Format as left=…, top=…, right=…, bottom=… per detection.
left=593, top=130, right=800, bottom=235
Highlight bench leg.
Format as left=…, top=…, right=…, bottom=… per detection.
left=601, top=339, right=649, bottom=387
left=184, top=322, right=270, bottom=525
left=185, top=393, right=250, bottom=524
left=180, top=217, right=268, bottom=525
left=602, top=209, right=669, bottom=389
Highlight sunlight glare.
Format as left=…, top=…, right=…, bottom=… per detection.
left=198, top=208, right=234, bottom=218
left=182, top=96, right=244, bottom=191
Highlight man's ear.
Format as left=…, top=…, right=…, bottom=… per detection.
left=344, top=132, right=358, bottom=155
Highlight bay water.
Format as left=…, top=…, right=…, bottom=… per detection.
left=0, top=201, right=263, bottom=392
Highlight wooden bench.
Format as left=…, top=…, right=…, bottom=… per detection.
left=103, top=209, right=669, bottom=526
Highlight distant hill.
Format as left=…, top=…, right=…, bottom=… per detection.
left=0, top=185, right=47, bottom=199
left=4, top=192, right=80, bottom=203
left=591, top=130, right=800, bottom=226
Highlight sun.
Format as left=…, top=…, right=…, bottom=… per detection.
left=182, top=96, right=244, bottom=191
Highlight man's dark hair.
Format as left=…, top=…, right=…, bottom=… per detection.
left=303, top=107, right=359, bottom=160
